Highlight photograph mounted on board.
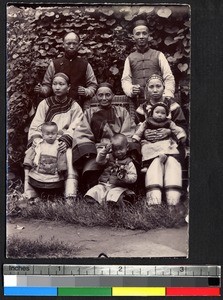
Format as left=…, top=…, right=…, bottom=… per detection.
left=6, top=4, right=190, bottom=258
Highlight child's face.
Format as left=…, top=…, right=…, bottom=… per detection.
left=112, top=139, right=128, bottom=159
left=52, top=76, right=70, bottom=98
left=147, top=78, right=164, bottom=101
left=42, top=125, right=58, bottom=144
left=97, top=87, right=113, bottom=108
left=152, top=106, right=167, bottom=122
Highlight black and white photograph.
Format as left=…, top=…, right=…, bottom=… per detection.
left=6, top=4, right=190, bottom=258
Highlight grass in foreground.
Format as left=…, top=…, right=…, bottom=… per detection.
left=7, top=179, right=188, bottom=230
left=7, top=235, right=80, bottom=258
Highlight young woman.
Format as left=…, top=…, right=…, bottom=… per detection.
left=24, top=72, right=83, bottom=202
left=136, top=74, right=188, bottom=207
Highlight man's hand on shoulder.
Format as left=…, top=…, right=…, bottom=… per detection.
left=78, top=86, right=87, bottom=96
left=132, top=84, right=141, bottom=96
left=34, top=83, right=43, bottom=94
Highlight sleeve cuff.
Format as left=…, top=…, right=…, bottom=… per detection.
left=132, top=135, right=140, bottom=142
left=59, top=134, right=73, bottom=148
left=177, top=132, right=186, bottom=140
left=163, top=90, right=174, bottom=98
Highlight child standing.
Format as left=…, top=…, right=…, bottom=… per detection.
left=84, top=133, right=137, bottom=205
left=23, top=122, right=67, bottom=198
left=132, top=102, right=186, bottom=206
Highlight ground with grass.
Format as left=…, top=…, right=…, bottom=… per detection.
left=7, top=235, right=80, bottom=258
left=7, top=179, right=188, bottom=230
left=6, top=179, right=189, bottom=258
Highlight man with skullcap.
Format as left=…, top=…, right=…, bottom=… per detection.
left=121, top=19, right=175, bottom=104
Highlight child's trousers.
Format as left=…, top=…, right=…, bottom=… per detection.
left=23, top=148, right=78, bottom=199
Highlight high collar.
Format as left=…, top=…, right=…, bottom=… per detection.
left=148, top=96, right=165, bottom=105
left=99, top=104, right=112, bottom=110
left=136, top=44, right=150, bottom=54
left=64, top=52, right=78, bottom=61
left=54, top=95, right=68, bottom=104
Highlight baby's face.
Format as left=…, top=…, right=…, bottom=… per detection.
left=112, top=139, right=128, bottom=160
left=152, top=106, right=167, bottom=122
left=42, top=125, right=58, bottom=144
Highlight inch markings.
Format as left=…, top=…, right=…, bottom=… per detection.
left=3, top=265, right=221, bottom=278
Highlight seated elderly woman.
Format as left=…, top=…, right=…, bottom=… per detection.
left=73, top=82, right=140, bottom=191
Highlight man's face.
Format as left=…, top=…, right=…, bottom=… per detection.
left=133, top=25, right=149, bottom=48
left=63, top=33, right=80, bottom=57
left=97, top=87, right=114, bottom=108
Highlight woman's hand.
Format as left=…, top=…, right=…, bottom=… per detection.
left=144, top=128, right=171, bottom=142
left=58, top=141, right=67, bottom=153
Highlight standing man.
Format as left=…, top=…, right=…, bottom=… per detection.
left=121, top=19, right=175, bottom=105
left=34, top=32, right=97, bottom=107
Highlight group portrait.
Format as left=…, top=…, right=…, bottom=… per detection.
left=6, top=4, right=190, bottom=258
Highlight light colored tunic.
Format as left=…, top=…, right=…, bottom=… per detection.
left=27, top=140, right=65, bottom=184
left=28, top=97, right=83, bottom=145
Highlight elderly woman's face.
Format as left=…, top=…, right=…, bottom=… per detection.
left=52, top=76, right=70, bottom=98
left=147, top=78, right=164, bottom=101
left=97, top=87, right=114, bottom=108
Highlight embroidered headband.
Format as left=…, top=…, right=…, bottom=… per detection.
left=97, top=82, right=113, bottom=91
left=53, top=72, right=70, bottom=84
left=146, top=74, right=164, bottom=85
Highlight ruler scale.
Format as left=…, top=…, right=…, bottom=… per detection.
left=4, top=264, right=221, bottom=297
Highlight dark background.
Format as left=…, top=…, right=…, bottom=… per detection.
left=1, top=0, right=223, bottom=299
